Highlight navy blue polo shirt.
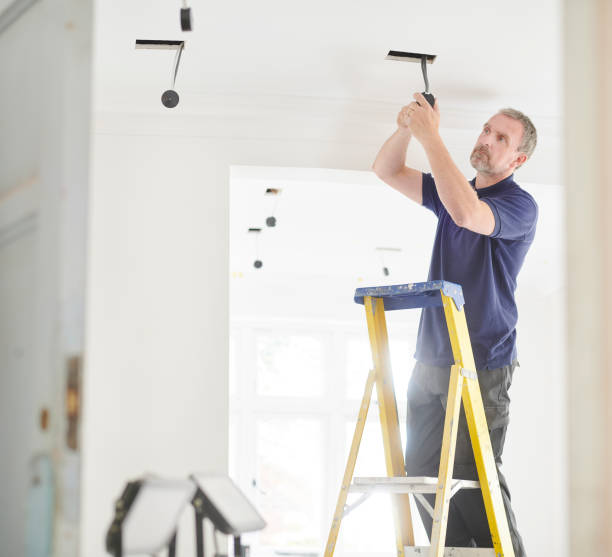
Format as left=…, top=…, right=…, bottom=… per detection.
left=415, top=172, right=538, bottom=370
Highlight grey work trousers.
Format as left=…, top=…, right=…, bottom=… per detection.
left=404, top=360, right=526, bottom=556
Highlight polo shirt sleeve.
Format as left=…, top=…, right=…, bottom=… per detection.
left=481, top=190, right=538, bottom=240
left=422, top=173, right=444, bottom=217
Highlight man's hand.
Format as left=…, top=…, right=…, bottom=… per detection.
left=396, top=104, right=413, bottom=134
left=403, top=92, right=440, bottom=144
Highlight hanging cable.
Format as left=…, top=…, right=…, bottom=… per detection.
left=421, top=55, right=430, bottom=93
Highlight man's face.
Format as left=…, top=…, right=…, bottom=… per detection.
left=470, top=113, right=526, bottom=175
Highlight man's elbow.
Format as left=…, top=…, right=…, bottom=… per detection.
left=450, top=211, right=469, bottom=229
left=450, top=208, right=495, bottom=235
left=371, top=162, right=393, bottom=181
left=371, top=161, right=385, bottom=179
left=450, top=200, right=482, bottom=229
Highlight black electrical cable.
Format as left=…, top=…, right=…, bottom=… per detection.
left=421, top=56, right=430, bottom=93
left=420, top=55, right=435, bottom=107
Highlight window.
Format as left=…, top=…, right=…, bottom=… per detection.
left=230, top=319, right=420, bottom=557
left=256, top=418, right=324, bottom=549
left=256, top=332, right=325, bottom=397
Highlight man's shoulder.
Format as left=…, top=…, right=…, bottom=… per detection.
left=494, top=180, right=539, bottom=211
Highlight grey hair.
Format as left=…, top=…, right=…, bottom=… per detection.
left=498, top=108, right=537, bottom=168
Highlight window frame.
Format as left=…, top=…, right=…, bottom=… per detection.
left=229, top=316, right=419, bottom=557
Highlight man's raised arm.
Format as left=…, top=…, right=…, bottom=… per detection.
left=406, top=93, right=495, bottom=235
left=372, top=107, right=424, bottom=205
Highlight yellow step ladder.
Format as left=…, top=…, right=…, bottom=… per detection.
left=323, top=281, right=515, bottom=557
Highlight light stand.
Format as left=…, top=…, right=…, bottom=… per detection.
left=105, top=476, right=196, bottom=557
left=190, top=474, right=267, bottom=557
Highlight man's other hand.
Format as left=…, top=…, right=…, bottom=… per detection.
left=396, top=104, right=413, bottom=132
left=404, top=93, right=441, bottom=144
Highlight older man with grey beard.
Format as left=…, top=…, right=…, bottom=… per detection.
left=372, top=93, right=538, bottom=556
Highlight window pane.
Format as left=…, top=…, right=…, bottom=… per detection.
left=255, top=418, right=323, bottom=551
left=345, top=337, right=372, bottom=400
left=341, top=420, right=428, bottom=550
left=256, top=333, right=324, bottom=397
left=338, top=421, right=396, bottom=553
left=346, top=421, right=386, bottom=477
left=346, top=335, right=414, bottom=404
left=389, top=337, right=414, bottom=407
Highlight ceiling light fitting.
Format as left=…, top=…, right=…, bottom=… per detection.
left=264, top=187, right=282, bottom=228
left=135, top=39, right=185, bottom=108
left=180, top=0, right=192, bottom=31
left=248, top=228, right=263, bottom=269
left=385, top=50, right=437, bottom=108
left=376, top=247, right=402, bottom=278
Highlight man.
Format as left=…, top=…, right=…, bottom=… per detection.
left=372, top=93, right=537, bottom=556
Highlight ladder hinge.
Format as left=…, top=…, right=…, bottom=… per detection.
left=460, top=368, right=477, bottom=380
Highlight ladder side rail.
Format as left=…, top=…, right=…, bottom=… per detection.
left=440, top=292, right=515, bottom=557
left=323, top=368, right=377, bottom=557
left=364, top=296, right=415, bottom=555
left=429, top=364, right=465, bottom=557
left=462, top=378, right=514, bottom=556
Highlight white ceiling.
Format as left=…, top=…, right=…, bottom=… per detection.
left=94, top=0, right=562, bottom=119
left=94, top=0, right=563, bottom=185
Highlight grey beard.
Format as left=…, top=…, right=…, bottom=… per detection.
left=470, top=152, right=493, bottom=174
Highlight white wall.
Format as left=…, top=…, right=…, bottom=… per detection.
left=83, top=103, right=389, bottom=557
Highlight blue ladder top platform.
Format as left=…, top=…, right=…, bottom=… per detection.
left=354, top=281, right=464, bottom=311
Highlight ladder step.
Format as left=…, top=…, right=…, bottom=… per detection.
left=351, top=476, right=480, bottom=494
left=404, top=548, right=495, bottom=556
left=354, top=281, right=465, bottom=311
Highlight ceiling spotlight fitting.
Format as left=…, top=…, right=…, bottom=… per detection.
left=161, top=90, right=179, bottom=108
left=376, top=247, right=401, bottom=279
left=385, top=50, right=437, bottom=108
left=180, top=7, right=192, bottom=31
left=249, top=228, right=263, bottom=270
left=135, top=39, right=185, bottom=108
left=264, top=188, right=281, bottom=229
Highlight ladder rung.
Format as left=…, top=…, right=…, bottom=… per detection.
left=351, top=476, right=480, bottom=494
left=404, top=548, right=495, bottom=556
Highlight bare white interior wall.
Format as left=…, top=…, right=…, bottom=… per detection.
left=0, top=0, right=92, bottom=556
